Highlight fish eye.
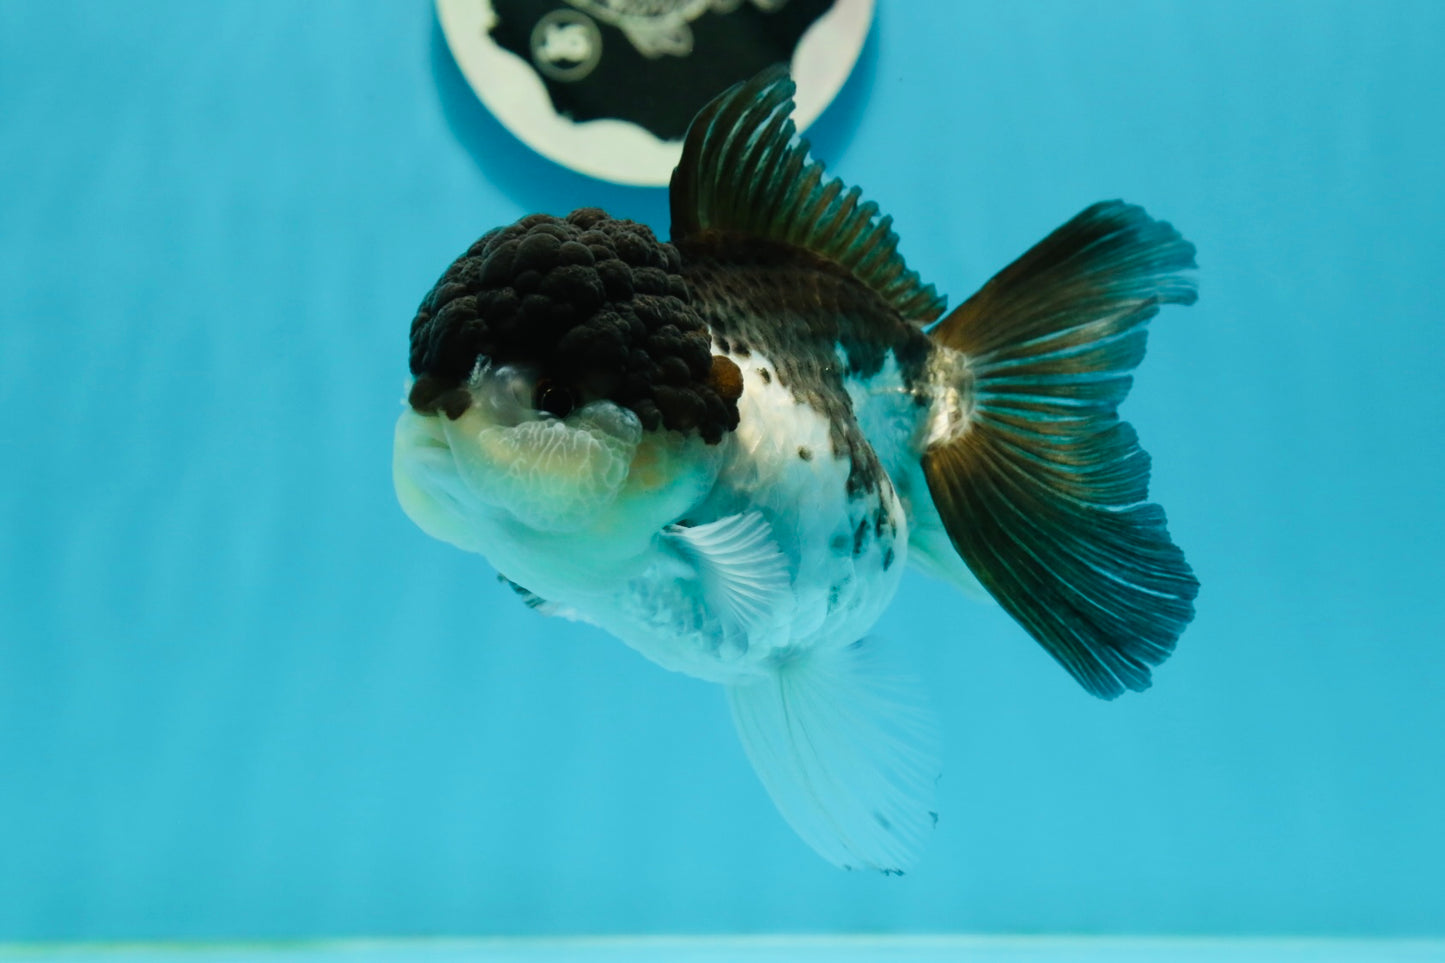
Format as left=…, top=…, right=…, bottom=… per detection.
left=533, top=380, right=575, bottom=418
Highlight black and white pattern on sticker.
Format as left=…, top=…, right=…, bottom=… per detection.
left=436, top=0, right=874, bottom=185
left=529, top=9, right=603, bottom=82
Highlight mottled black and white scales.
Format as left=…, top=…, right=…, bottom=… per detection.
left=680, top=238, right=926, bottom=582
left=394, top=65, right=1200, bottom=874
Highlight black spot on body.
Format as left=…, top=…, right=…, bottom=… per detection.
left=797, top=446, right=812, bottom=461
left=852, top=519, right=869, bottom=556
left=882, top=547, right=895, bottom=571
left=758, top=367, right=771, bottom=384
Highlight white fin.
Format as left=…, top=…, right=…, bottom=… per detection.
left=664, top=512, right=791, bottom=638
left=727, top=638, right=941, bottom=874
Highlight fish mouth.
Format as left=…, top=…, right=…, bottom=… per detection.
left=393, top=381, right=643, bottom=541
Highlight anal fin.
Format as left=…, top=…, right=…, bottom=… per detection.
left=728, top=638, right=941, bottom=874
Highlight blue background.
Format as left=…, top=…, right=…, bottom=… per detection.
left=2, top=0, right=1443, bottom=944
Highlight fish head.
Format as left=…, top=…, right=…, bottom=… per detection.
left=393, top=208, right=743, bottom=558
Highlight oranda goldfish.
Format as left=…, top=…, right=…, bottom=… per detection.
left=393, top=66, right=1198, bottom=873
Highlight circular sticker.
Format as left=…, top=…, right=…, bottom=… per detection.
left=436, top=0, right=875, bottom=186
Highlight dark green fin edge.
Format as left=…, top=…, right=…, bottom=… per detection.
left=923, top=201, right=1200, bottom=699
left=670, top=65, right=948, bottom=326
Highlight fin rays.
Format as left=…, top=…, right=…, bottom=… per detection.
left=670, top=66, right=948, bottom=325
left=664, top=512, right=792, bottom=639
left=728, top=638, right=941, bottom=873
left=924, top=201, right=1199, bottom=699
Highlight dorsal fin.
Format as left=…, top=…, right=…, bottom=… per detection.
left=669, top=66, right=948, bottom=326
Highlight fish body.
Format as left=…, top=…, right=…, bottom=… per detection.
left=399, top=238, right=919, bottom=685
left=394, top=68, right=1199, bottom=871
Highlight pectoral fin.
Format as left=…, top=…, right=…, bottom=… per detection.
left=663, top=512, right=791, bottom=640
left=498, top=575, right=580, bottom=621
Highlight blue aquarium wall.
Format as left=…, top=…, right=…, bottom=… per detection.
left=2, top=0, right=1443, bottom=944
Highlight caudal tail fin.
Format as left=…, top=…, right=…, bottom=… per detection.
left=923, top=201, right=1200, bottom=699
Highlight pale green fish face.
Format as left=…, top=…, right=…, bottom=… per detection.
left=393, top=363, right=644, bottom=547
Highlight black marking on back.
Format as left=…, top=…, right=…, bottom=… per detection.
left=679, top=234, right=934, bottom=499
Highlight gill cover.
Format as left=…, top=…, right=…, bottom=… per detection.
left=393, top=395, right=644, bottom=549
left=443, top=399, right=643, bottom=532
